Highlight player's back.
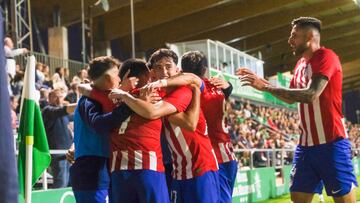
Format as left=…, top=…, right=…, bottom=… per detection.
left=110, top=88, right=165, bottom=173
left=110, top=113, right=164, bottom=172
left=201, top=78, right=236, bottom=164
left=163, top=86, right=218, bottom=180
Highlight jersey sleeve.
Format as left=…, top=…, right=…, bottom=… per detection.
left=311, top=49, right=339, bottom=80
left=78, top=97, right=133, bottom=135
left=163, top=86, right=192, bottom=113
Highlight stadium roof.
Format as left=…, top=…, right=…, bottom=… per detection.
left=31, top=0, right=360, bottom=92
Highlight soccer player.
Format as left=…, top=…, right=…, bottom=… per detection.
left=181, top=51, right=237, bottom=203
left=108, top=58, right=171, bottom=203
left=147, top=51, right=237, bottom=203
left=83, top=58, right=198, bottom=203
left=110, top=49, right=220, bottom=203
left=237, top=17, right=357, bottom=203
left=70, top=56, right=134, bottom=203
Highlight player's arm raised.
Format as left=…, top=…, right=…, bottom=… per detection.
left=167, top=85, right=200, bottom=132
left=263, top=75, right=328, bottom=104
left=147, top=72, right=202, bottom=89
left=237, top=68, right=328, bottom=104
left=108, top=88, right=178, bottom=120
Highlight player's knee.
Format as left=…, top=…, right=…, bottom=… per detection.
left=333, top=188, right=356, bottom=203
left=290, top=192, right=313, bottom=203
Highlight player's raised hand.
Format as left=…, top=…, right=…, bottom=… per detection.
left=120, top=69, right=139, bottom=91
left=209, top=77, right=230, bottom=89
left=239, top=74, right=268, bottom=91
left=145, top=79, right=167, bottom=89
left=235, top=68, right=254, bottom=76
left=139, top=86, right=161, bottom=104
left=109, top=88, right=128, bottom=101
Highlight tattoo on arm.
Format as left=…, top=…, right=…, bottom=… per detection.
left=265, top=75, right=328, bottom=104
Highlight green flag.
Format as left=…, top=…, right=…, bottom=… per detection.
left=18, top=56, right=51, bottom=200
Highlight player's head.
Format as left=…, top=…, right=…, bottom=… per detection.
left=119, top=58, right=151, bottom=88
left=288, top=17, right=321, bottom=56
left=148, top=48, right=179, bottom=79
left=88, top=56, right=121, bottom=90
left=181, top=51, right=208, bottom=77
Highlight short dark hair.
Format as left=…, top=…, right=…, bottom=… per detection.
left=88, top=56, right=121, bottom=80
left=119, top=58, right=149, bottom=80
left=148, top=48, right=178, bottom=69
left=181, top=51, right=208, bottom=77
left=291, top=17, right=322, bottom=33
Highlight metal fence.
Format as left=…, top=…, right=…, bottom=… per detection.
left=234, top=148, right=360, bottom=170
left=14, top=52, right=87, bottom=79
left=234, top=148, right=295, bottom=170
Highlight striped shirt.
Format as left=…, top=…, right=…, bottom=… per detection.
left=290, top=47, right=347, bottom=146
left=201, top=78, right=236, bottom=164
left=163, top=86, right=218, bottom=180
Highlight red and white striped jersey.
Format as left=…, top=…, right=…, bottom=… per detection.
left=290, top=47, right=347, bottom=146
left=201, top=78, right=236, bottom=164
left=109, top=114, right=164, bottom=172
left=110, top=89, right=166, bottom=173
left=163, top=86, right=218, bottom=180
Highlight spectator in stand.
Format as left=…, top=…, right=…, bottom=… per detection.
left=65, top=82, right=80, bottom=104
left=4, top=37, right=28, bottom=78
left=52, top=67, right=68, bottom=91
left=72, top=69, right=89, bottom=84
left=63, top=67, right=71, bottom=88
left=39, top=88, right=50, bottom=109
left=35, top=62, right=45, bottom=88
left=41, top=64, right=52, bottom=88
left=11, top=72, right=24, bottom=97
left=253, top=140, right=267, bottom=167
left=10, top=96, right=19, bottom=133
left=42, top=88, right=76, bottom=188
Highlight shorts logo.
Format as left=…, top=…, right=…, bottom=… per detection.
left=331, top=189, right=342, bottom=194
left=289, top=165, right=297, bottom=187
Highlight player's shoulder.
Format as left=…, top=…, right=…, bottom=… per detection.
left=172, top=85, right=192, bottom=94
left=314, top=47, right=338, bottom=59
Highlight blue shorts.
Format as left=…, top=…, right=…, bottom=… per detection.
left=290, top=138, right=358, bottom=197
left=170, top=170, right=220, bottom=203
left=219, top=161, right=238, bottom=203
left=111, top=170, right=169, bottom=203
left=70, top=156, right=110, bottom=203
left=73, top=190, right=109, bottom=203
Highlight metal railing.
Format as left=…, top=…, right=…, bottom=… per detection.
left=234, top=148, right=360, bottom=170
left=14, top=51, right=87, bottom=79
left=234, top=148, right=294, bottom=170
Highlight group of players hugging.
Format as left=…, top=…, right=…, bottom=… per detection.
left=70, top=48, right=237, bottom=203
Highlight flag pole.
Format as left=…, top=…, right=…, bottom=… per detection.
left=25, top=137, right=33, bottom=203
left=23, top=56, right=36, bottom=203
